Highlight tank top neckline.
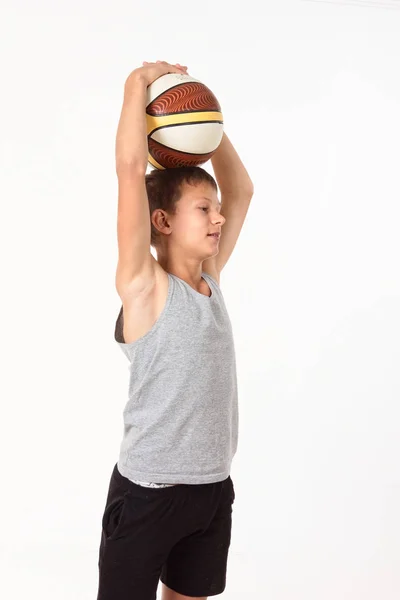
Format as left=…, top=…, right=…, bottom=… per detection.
left=168, top=272, right=215, bottom=300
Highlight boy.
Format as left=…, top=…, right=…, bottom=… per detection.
left=97, top=61, right=254, bottom=600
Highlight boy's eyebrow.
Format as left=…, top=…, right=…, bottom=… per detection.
left=201, top=196, right=222, bottom=208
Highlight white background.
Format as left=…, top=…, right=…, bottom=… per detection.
left=1, top=0, right=399, bottom=598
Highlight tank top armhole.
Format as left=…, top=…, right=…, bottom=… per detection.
left=202, top=271, right=220, bottom=290
left=114, top=274, right=174, bottom=347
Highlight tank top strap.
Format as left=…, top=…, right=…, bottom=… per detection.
left=201, top=271, right=220, bottom=293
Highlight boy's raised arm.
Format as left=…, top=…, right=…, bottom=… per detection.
left=115, top=72, right=153, bottom=294
left=114, top=63, right=188, bottom=295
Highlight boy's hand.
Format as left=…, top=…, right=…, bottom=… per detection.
left=124, top=61, right=189, bottom=96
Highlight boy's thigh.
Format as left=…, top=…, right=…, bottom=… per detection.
left=96, top=493, right=171, bottom=600
left=96, top=466, right=182, bottom=600
left=160, top=476, right=235, bottom=598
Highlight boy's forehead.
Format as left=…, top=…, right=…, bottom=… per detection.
left=185, top=186, right=220, bottom=205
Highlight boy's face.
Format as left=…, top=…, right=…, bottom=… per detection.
left=168, top=181, right=226, bottom=258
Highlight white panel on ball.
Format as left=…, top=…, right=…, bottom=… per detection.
left=151, top=123, right=224, bottom=154
left=146, top=73, right=202, bottom=105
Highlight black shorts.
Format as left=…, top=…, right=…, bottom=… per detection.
left=96, top=463, right=235, bottom=600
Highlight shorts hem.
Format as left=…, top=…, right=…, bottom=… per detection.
left=160, top=576, right=226, bottom=597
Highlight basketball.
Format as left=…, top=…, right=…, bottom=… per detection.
left=146, top=72, right=224, bottom=170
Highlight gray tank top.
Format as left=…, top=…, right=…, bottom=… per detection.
left=114, top=271, right=238, bottom=485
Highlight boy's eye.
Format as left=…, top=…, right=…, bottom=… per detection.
left=200, top=207, right=208, bottom=212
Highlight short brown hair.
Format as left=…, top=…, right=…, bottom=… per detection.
left=145, top=166, right=218, bottom=248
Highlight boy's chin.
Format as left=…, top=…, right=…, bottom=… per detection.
left=205, top=248, right=219, bottom=259
left=196, top=248, right=218, bottom=261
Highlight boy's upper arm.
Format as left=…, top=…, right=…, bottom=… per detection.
left=115, top=169, right=155, bottom=292
left=202, top=190, right=253, bottom=280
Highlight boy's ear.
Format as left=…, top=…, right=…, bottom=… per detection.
left=152, top=209, right=172, bottom=235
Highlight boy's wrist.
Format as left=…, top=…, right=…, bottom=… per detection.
left=124, top=71, right=148, bottom=98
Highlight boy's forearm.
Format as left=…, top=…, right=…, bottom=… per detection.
left=211, top=132, right=254, bottom=195
left=115, top=74, right=149, bottom=175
